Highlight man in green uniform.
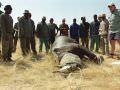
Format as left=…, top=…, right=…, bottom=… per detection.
left=13, top=17, right=20, bottom=52
left=108, top=3, right=120, bottom=57
left=59, top=18, right=69, bottom=36
left=36, top=16, right=50, bottom=53
left=0, top=5, right=14, bottom=62
left=29, top=13, right=37, bottom=55
left=48, top=18, right=59, bottom=45
left=19, top=10, right=32, bottom=56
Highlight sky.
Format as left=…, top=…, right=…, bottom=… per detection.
left=0, top=0, right=120, bottom=25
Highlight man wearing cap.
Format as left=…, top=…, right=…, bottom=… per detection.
left=48, top=18, right=59, bottom=45
left=36, top=16, right=50, bottom=53
left=99, top=14, right=109, bottom=55
left=59, top=18, right=69, bottom=36
left=19, top=10, right=32, bottom=56
left=13, top=17, right=20, bottom=52
left=108, top=3, right=120, bottom=57
left=79, top=17, right=90, bottom=48
left=70, top=18, right=80, bottom=43
left=0, top=5, right=14, bottom=62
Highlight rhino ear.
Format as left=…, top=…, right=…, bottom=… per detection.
left=54, top=48, right=60, bottom=52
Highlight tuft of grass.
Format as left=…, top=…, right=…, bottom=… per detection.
left=0, top=40, right=119, bottom=90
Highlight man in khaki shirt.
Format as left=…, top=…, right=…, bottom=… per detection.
left=99, top=14, right=109, bottom=55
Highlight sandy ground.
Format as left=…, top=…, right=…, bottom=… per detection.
left=0, top=39, right=120, bottom=90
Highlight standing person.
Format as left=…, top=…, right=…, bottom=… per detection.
left=98, top=15, right=102, bottom=23
left=19, top=10, right=32, bottom=56
left=0, top=2, right=3, bottom=54
left=70, top=18, right=79, bottom=43
left=29, top=13, right=37, bottom=55
left=13, top=17, right=20, bottom=52
left=0, top=5, right=14, bottom=62
left=59, top=18, right=69, bottom=36
left=108, top=3, right=120, bottom=57
left=98, top=15, right=103, bottom=50
left=36, top=16, right=50, bottom=53
left=48, top=18, right=59, bottom=45
left=90, top=14, right=100, bottom=52
left=79, top=17, right=90, bottom=48
left=0, top=2, right=3, bottom=34
left=99, top=14, right=109, bottom=55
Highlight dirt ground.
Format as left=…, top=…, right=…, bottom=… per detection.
left=0, top=40, right=120, bottom=90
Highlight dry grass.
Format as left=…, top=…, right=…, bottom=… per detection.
left=0, top=40, right=120, bottom=90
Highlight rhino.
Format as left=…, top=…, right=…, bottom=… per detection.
left=52, top=36, right=104, bottom=73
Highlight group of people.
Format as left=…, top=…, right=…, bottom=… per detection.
left=0, top=3, right=120, bottom=62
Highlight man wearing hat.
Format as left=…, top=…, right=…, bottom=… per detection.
left=0, top=5, right=14, bottom=62
left=19, top=10, right=32, bottom=56
left=99, top=14, right=109, bottom=55
left=108, top=3, right=120, bottom=57
left=36, top=16, right=50, bottom=53
left=59, top=18, right=69, bottom=36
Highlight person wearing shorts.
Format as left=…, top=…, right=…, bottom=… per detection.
left=108, top=3, right=120, bottom=57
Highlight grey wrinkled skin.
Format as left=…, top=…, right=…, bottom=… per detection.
left=52, top=36, right=79, bottom=60
left=52, top=36, right=82, bottom=73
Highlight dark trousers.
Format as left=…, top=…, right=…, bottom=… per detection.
left=50, top=36, right=55, bottom=45
left=20, top=37, right=30, bottom=56
left=1, top=35, right=13, bottom=60
left=13, top=37, right=18, bottom=52
left=81, top=37, right=89, bottom=49
left=30, top=36, right=37, bottom=55
left=39, top=37, right=49, bottom=53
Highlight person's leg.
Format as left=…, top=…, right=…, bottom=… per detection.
left=101, top=37, right=105, bottom=55
left=81, top=38, right=84, bottom=47
left=51, top=36, right=55, bottom=45
left=44, top=38, right=49, bottom=53
left=110, top=40, right=116, bottom=54
left=95, top=36, right=99, bottom=52
left=39, top=38, right=43, bottom=52
left=20, top=38, right=27, bottom=56
left=13, top=37, right=18, bottom=52
left=30, top=36, right=37, bottom=55
left=26, top=38, right=30, bottom=54
left=85, top=37, right=89, bottom=49
left=1, top=37, right=9, bottom=61
left=90, top=37, right=95, bottom=51
left=7, top=35, right=13, bottom=61
left=105, top=37, right=109, bottom=55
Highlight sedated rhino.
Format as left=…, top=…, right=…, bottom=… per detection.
left=52, top=36, right=104, bottom=73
